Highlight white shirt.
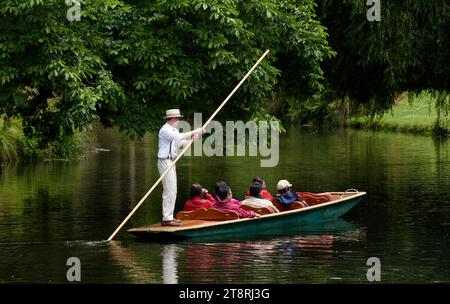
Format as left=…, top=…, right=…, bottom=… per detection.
left=157, top=123, right=190, bottom=159
left=241, top=197, right=279, bottom=212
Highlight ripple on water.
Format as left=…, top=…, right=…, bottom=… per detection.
left=65, top=240, right=110, bottom=248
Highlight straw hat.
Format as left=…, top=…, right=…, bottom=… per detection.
left=164, top=109, right=183, bottom=119
left=277, top=179, right=292, bottom=190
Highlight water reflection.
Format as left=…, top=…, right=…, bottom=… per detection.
left=179, top=227, right=365, bottom=283
left=274, top=235, right=335, bottom=255
left=108, top=241, right=160, bottom=283
left=107, top=225, right=366, bottom=284
left=108, top=241, right=186, bottom=284
left=129, top=140, right=136, bottom=203
left=161, top=244, right=182, bottom=284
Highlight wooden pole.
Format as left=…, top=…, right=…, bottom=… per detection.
left=107, top=49, right=270, bottom=241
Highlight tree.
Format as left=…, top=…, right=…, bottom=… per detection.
left=316, top=0, right=450, bottom=121
left=0, top=0, right=124, bottom=145
left=0, top=0, right=334, bottom=144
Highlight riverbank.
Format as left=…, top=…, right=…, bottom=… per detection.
left=347, top=93, right=450, bottom=136
left=2, top=91, right=448, bottom=164
left=0, top=117, right=97, bottom=163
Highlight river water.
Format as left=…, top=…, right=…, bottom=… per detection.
left=1, top=127, right=449, bottom=283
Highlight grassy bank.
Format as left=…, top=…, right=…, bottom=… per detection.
left=0, top=116, right=97, bottom=163
left=348, top=92, right=449, bottom=136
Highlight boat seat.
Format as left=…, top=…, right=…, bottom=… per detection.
left=271, top=200, right=307, bottom=212
left=175, top=208, right=239, bottom=221
left=241, top=204, right=274, bottom=215
left=298, top=192, right=334, bottom=206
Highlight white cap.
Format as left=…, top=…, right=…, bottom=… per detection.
left=277, top=179, right=292, bottom=190
left=164, top=109, right=183, bottom=119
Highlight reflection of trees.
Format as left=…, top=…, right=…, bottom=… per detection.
left=129, top=140, right=136, bottom=204
left=0, top=128, right=162, bottom=241
left=3, top=185, right=74, bottom=242
left=337, top=130, right=450, bottom=278
left=108, top=241, right=160, bottom=283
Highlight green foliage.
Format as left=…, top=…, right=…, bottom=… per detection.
left=424, top=91, right=450, bottom=136
left=0, top=0, right=334, bottom=144
left=316, top=0, right=450, bottom=120
left=0, top=116, right=21, bottom=162
left=40, top=130, right=95, bottom=160
left=103, top=0, right=334, bottom=137
left=286, top=95, right=334, bottom=126
left=0, top=0, right=125, bottom=144
left=250, top=109, right=286, bottom=133
left=0, top=115, right=95, bottom=163
left=348, top=91, right=450, bottom=136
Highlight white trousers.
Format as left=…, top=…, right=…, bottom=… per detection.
left=157, top=159, right=177, bottom=221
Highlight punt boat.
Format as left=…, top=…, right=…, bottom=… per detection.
left=128, top=190, right=366, bottom=241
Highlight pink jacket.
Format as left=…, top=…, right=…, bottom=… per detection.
left=212, top=196, right=257, bottom=218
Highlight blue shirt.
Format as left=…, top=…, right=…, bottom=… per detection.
left=276, top=191, right=300, bottom=207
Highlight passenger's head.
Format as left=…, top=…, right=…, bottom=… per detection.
left=277, top=179, right=293, bottom=195
left=252, top=176, right=266, bottom=188
left=215, top=181, right=231, bottom=201
left=190, top=183, right=203, bottom=198
left=249, top=182, right=262, bottom=198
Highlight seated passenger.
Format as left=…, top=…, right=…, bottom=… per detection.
left=242, top=182, right=279, bottom=213
left=182, top=183, right=215, bottom=212
left=274, top=180, right=308, bottom=208
left=245, top=177, right=273, bottom=201
left=212, top=181, right=258, bottom=218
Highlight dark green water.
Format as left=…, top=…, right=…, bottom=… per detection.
left=1, top=127, right=450, bottom=283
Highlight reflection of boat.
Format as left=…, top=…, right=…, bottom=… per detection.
left=128, top=191, right=366, bottom=241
